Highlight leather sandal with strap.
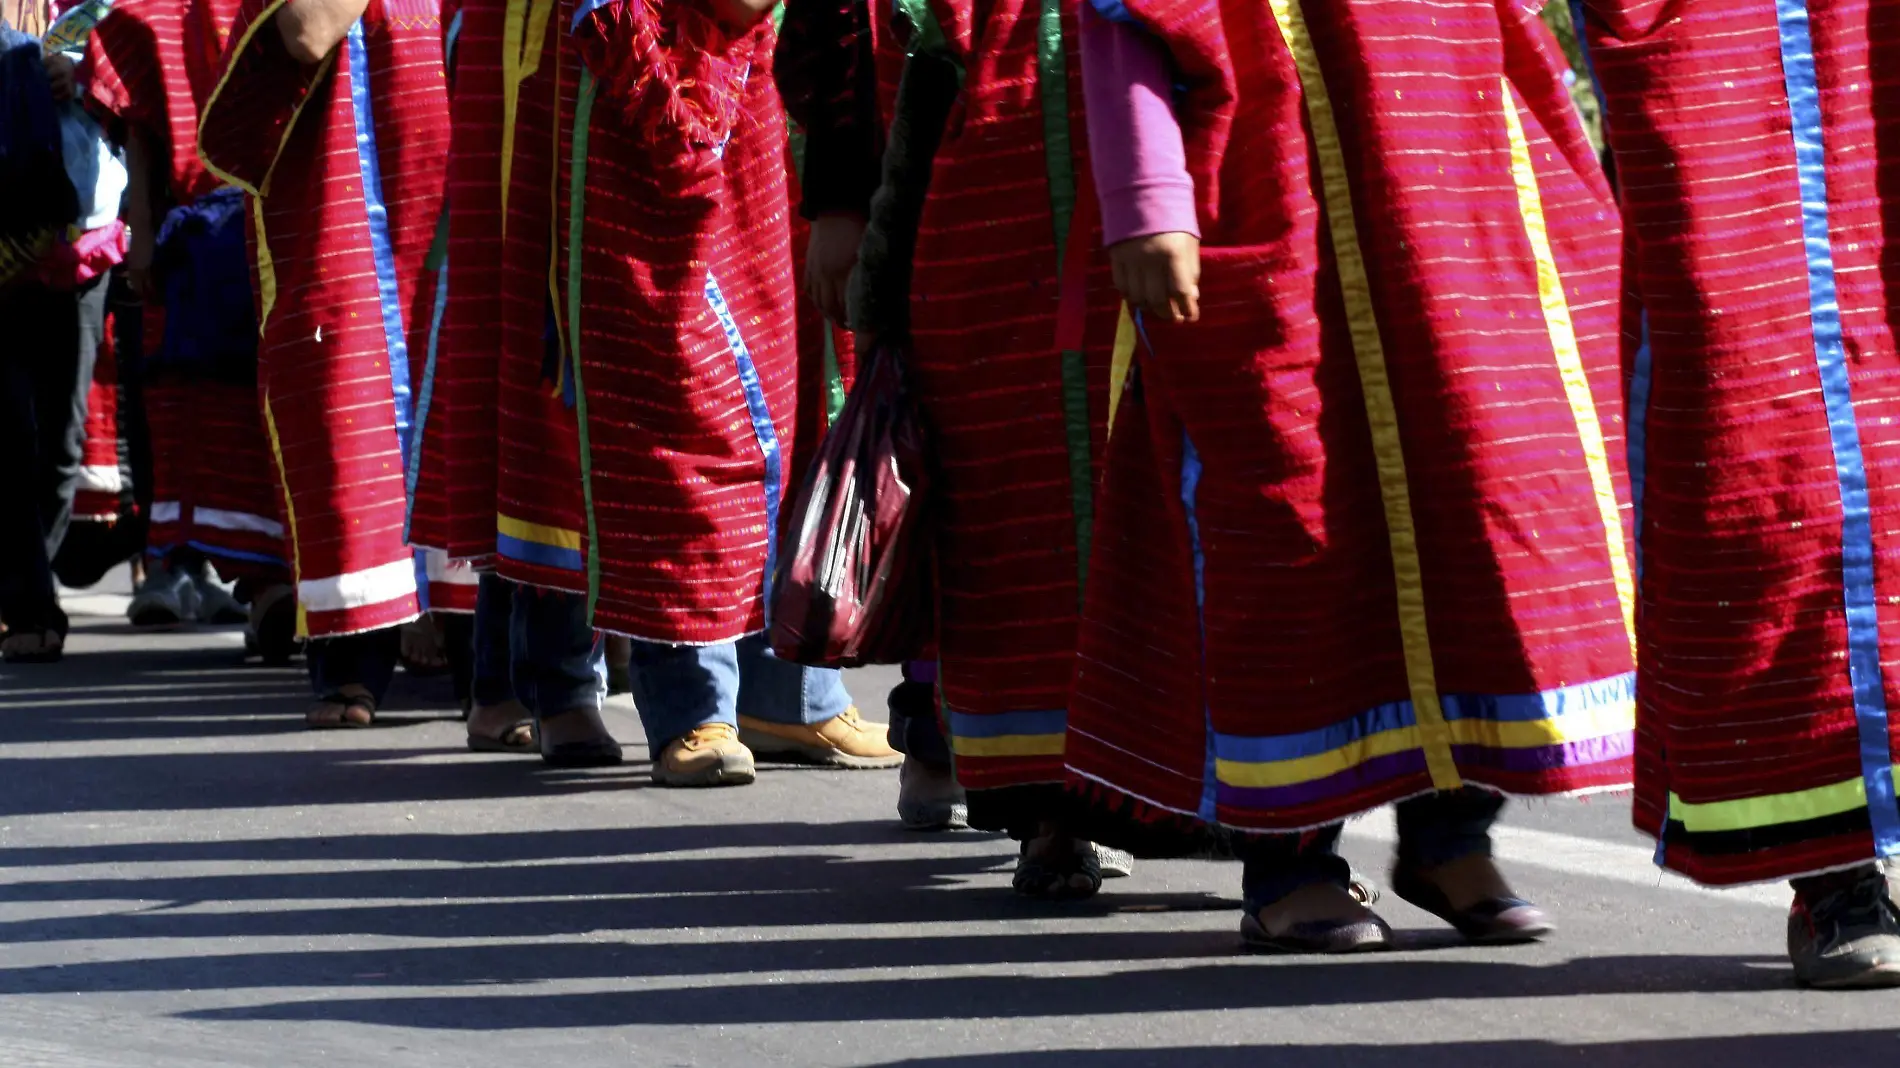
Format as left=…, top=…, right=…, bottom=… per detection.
left=306, top=691, right=377, bottom=730
left=1013, top=837, right=1104, bottom=901
left=1, top=627, right=64, bottom=664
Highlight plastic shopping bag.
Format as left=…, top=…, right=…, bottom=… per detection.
left=768, top=340, right=934, bottom=667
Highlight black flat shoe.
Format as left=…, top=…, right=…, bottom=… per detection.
left=1390, top=865, right=1553, bottom=945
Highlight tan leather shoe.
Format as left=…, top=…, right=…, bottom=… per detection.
left=653, top=723, right=757, bottom=787
left=738, top=707, right=904, bottom=769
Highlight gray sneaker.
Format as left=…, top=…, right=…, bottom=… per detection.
left=896, top=757, right=968, bottom=831
left=190, top=564, right=249, bottom=625
left=1091, top=843, right=1135, bottom=880
left=127, top=561, right=195, bottom=627
left=1788, top=867, right=1900, bottom=989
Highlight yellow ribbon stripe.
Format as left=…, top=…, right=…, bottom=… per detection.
left=497, top=513, right=583, bottom=551
left=546, top=16, right=570, bottom=368
left=952, top=734, right=1068, bottom=759
left=1669, top=777, right=1870, bottom=835
left=1498, top=78, right=1637, bottom=656
left=1266, top=0, right=1459, bottom=790
left=499, top=0, right=555, bottom=229
left=1217, top=699, right=1634, bottom=790
left=250, top=196, right=277, bottom=332
left=196, top=0, right=331, bottom=199
left=1107, top=303, right=1136, bottom=436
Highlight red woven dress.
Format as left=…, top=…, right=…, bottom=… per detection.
left=1065, top=0, right=1638, bottom=848
left=86, top=0, right=287, bottom=581
left=880, top=0, right=1124, bottom=832
left=198, top=0, right=449, bottom=637
left=527, top=0, right=802, bottom=643
left=1579, top=0, right=1900, bottom=886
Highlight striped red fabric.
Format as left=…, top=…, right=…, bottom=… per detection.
left=199, top=0, right=448, bottom=637
left=1065, top=0, right=1635, bottom=845
left=1584, top=0, right=1900, bottom=885
left=546, top=1, right=805, bottom=644
left=83, top=0, right=287, bottom=574
left=84, top=0, right=241, bottom=205
left=491, top=3, right=589, bottom=598
left=410, top=0, right=503, bottom=561
left=143, top=380, right=287, bottom=582
left=883, top=0, right=1123, bottom=821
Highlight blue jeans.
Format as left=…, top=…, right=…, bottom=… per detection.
left=471, top=575, right=604, bottom=717
left=627, top=633, right=850, bottom=751
left=1237, top=788, right=1505, bottom=907
left=307, top=625, right=401, bottom=705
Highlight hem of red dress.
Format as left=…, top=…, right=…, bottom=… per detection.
left=1061, top=767, right=1638, bottom=860
left=302, top=609, right=423, bottom=641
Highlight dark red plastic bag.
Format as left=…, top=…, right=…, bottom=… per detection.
left=768, top=341, right=934, bottom=667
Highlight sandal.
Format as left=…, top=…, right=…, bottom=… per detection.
left=1390, top=864, right=1552, bottom=945
left=1013, top=837, right=1104, bottom=901
left=1, top=628, right=64, bottom=664
left=306, top=690, right=377, bottom=730
left=467, top=712, right=538, bottom=754
left=1241, top=879, right=1391, bottom=954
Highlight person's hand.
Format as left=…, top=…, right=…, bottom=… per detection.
left=1109, top=231, right=1200, bottom=325
left=45, top=52, right=77, bottom=102
left=125, top=226, right=156, bottom=302
left=805, top=212, right=865, bottom=325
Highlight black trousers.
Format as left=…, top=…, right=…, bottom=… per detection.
left=0, top=273, right=109, bottom=633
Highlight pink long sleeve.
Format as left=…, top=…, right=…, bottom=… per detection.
left=1079, top=2, right=1198, bottom=246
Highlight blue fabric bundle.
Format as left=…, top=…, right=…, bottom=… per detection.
left=151, top=186, right=259, bottom=382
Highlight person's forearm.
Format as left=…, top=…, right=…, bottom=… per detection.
left=1079, top=3, right=1198, bottom=245
left=276, top=0, right=370, bottom=65
left=123, top=127, right=155, bottom=267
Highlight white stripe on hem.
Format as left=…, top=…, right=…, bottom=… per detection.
left=298, top=558, right=418, bottom=614
left=193, top=507, right=285, bottom=539
left=77, top=464, right=123, bottom=494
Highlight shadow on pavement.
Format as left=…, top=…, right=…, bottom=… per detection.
left=168, top=953, right=1795, bottom=1030
left=0, top=746, right=655, bottom=817
left=0, top=926, right=1244, bottom=995
left=866, top=1033, right=1900, bottom=1068
left=0, top=637, right=462, bottom=746
left=0, top=843, right=1221, bottom=945
left=0, top=637, right=638, bottom=815
left=0, top=822, right=959, bottom=867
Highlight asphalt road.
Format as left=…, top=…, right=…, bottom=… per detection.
left=3, top=579, right=1898, bottom=1067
